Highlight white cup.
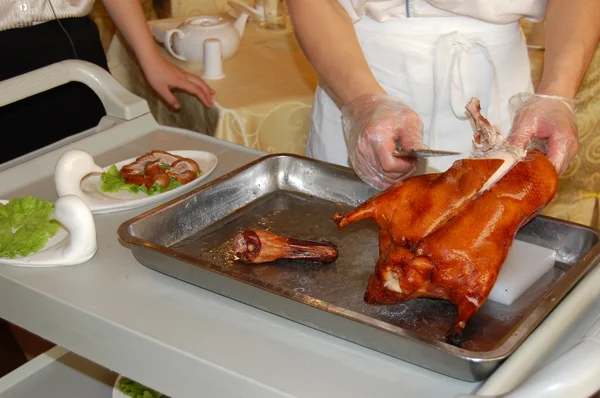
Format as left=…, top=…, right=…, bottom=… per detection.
left=202, top=39, right=225, bottom=80
left=263, top=0, right=286, bottom=30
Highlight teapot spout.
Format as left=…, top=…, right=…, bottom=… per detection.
left=234, top=12, right=250, bottom=38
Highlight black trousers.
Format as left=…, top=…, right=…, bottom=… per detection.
left=0, top=17, right=109, bottom=164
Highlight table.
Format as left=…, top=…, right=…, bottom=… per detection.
left=107, top=15, right=318, bottom=156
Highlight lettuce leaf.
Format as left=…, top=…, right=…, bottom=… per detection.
left=119, top=377, right=165, bottom=398
left=0, top=196, right=61, bottom=258
left=100, top=165, right=146, bottom=194
left=100, top=165, right=183, bottom=196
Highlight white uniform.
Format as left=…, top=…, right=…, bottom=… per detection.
left=307, top=0, right=544, bottom=172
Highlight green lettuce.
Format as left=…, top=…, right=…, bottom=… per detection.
left=0, top=196, right=61, bottom=258
left=119, top=377, right=165, bottom=398
left=100, top=165, right=183, bottom=196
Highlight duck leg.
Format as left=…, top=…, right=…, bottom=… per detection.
left=232, top=229, right=338, bottom=264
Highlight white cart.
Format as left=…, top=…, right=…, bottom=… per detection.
left=0, top=61, right=598, bottom=398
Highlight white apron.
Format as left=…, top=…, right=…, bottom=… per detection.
left=307, top=16, right=534, bottom=173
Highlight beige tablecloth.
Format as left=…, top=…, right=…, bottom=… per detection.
left=538, top=44, right=600, bottom=229
left=107, top=16, right=318, bottom=155
left=518, top=23, right=600, bottom=228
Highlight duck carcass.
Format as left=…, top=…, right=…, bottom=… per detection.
left=333, top=98, right=558, bottom=346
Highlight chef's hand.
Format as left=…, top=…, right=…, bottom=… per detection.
left=139, top=52, right=215, bottom=109
left=341, top=94, right=425, bottom=190
left=507, top=93, right=578, bottom=174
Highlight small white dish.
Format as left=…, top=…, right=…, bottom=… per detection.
left=0, top=195, right=97, bottom=267
left=113, top=375, right=168, bottom=398
left=113, top=375, right=126, bottom=398
left=55, top=149, right=218, bottom=215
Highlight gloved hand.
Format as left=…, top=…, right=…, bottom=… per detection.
left=507, top=93, right=578, bottom=174
left=341, top=94, right=425, bottom=190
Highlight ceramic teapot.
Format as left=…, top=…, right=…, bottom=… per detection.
left=164, top=13, right=250, bottom=63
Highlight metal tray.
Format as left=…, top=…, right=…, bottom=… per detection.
left=117, top=154, right=600, bottom=381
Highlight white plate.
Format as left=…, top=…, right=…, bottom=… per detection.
left=113, top=375, right=169, bottom=398
left=0, top=195, right=97, bottom=267
left=75, top=150, right=217, bottom=214
left=0, top=200, right=68, bottom=266
left=113, top=375, right=126, bottom=398
left=112, top=375, right=131, bottom=398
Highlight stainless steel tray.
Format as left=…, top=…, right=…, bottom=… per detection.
left=117, top=154, right=600, bottom=381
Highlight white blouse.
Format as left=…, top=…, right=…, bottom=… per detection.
left=337, top=0, right=547, bottom=24
left=0, top=0, right=95, bottom=31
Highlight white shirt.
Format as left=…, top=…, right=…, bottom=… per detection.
left=0, top=0, right=95, bottom=31
left=337, top=0, right=547, bottom=24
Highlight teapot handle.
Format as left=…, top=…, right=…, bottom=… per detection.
left=164, top=29, right=187, bottom=62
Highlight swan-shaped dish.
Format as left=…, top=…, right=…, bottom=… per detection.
left=0, top=195, right=97, bottom=267
left=55, top=149, right=218, bottom=214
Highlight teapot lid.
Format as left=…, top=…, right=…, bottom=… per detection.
left=180, top=16, right=227, bottom=29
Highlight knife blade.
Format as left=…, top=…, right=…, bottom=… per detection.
left=394, top=148, right=462, bottom=158
left=395, top=142, right=462, bottom=158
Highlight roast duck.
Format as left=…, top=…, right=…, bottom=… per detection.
left=334, top=98, right=558, bottom=346
left=232, top=98, right=558, bottom=347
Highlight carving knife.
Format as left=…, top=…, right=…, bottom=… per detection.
left=394, top=144, right=462, bottom=158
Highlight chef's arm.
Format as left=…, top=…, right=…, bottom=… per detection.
left=286, top=0, right=385, bottom=104
left=537, top=0, right=600, bottom=98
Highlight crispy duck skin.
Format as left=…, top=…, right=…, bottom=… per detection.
left=232, top=229, right=338, bottom=264
left=333, top=157, right=504, bottom=247
left=333, top=98, right=558, bottom=347
left=144, top=161, right=164, bottom=178
left=167, top=158, right=200, bottom=184
left=119, top=150, right=200, bottom=188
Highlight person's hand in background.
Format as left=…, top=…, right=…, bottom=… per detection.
left=101, top=0, right=215, bottom=109
left=138, top=52, right=215, bottom=109
left=507, top=93, right=578, bottom=174
left=342, top=94, right=425, bottom=190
